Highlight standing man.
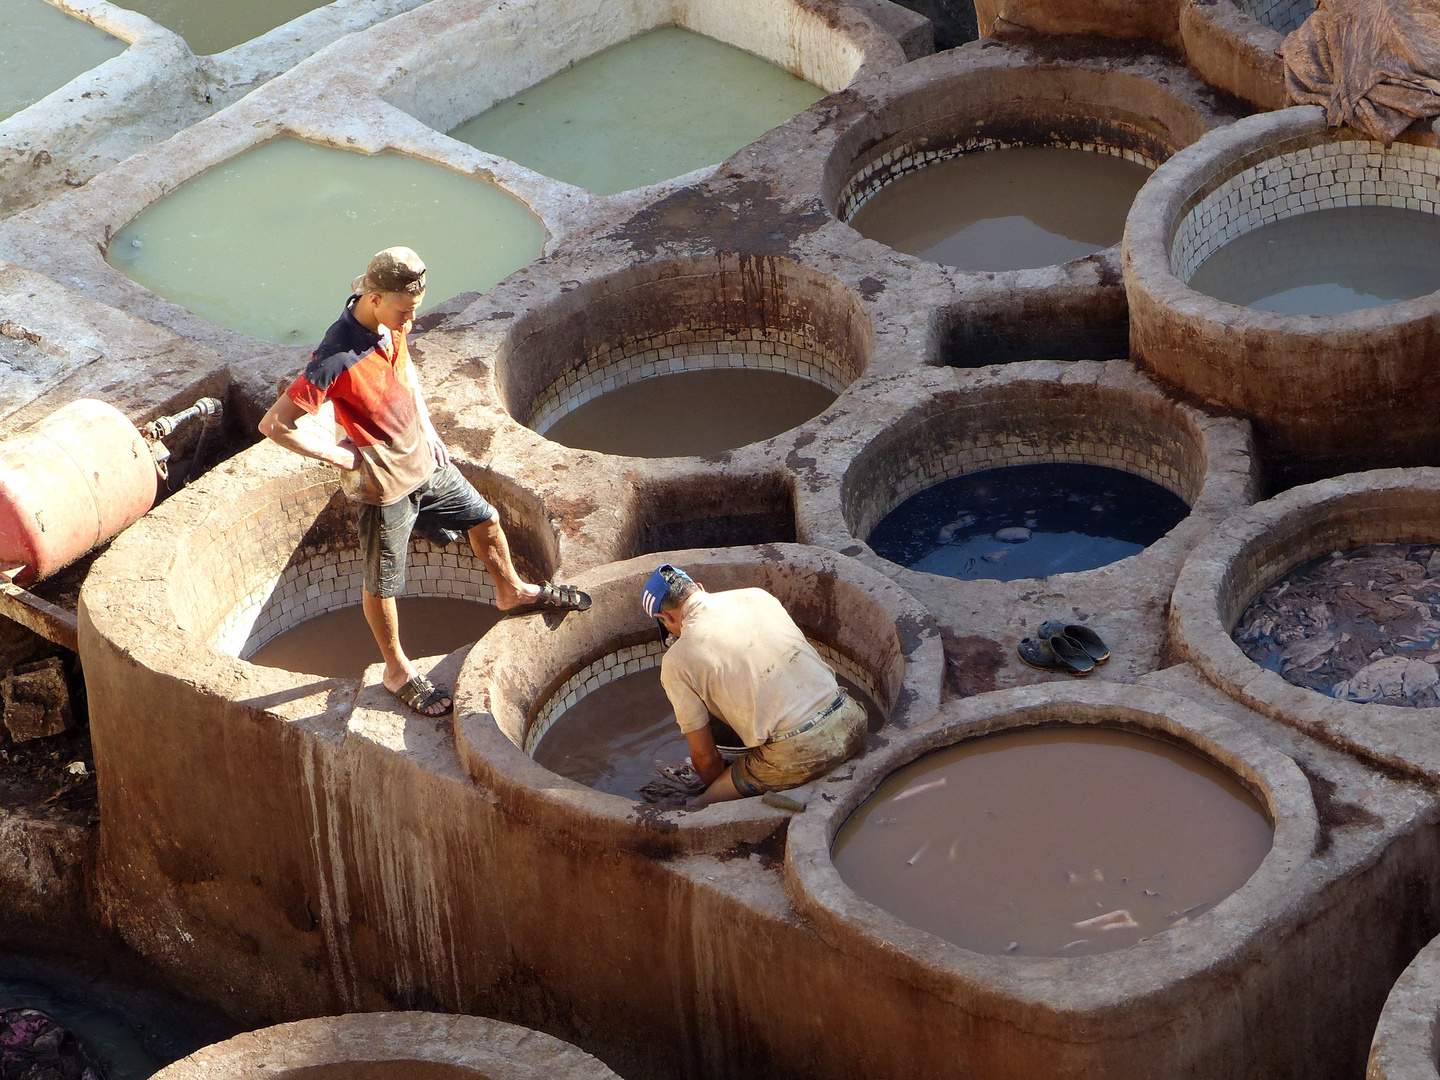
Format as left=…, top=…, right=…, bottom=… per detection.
left=642, top=564, right=868, bottom=807
left=259, top=247, right=589, bottom=716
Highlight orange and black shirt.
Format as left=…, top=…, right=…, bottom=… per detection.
left=286, top=299, right=433, bottom=506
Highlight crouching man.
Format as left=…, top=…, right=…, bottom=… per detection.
left=641, top=564, right=867, bottom=808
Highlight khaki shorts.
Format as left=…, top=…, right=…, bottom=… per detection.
left=731, top=693, right=868, bottom=797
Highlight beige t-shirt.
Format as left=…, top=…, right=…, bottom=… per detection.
left=659, top=588, right=839, bottom=746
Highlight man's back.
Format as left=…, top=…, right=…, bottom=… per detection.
left=660, top=587, right=837, bottom=746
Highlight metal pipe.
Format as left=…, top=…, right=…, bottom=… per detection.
left=140, top=397, right=223, bottom=442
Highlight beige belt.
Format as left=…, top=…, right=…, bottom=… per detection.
left=766, top=690, right=849, bottom=744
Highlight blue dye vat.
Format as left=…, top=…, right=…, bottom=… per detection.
left=867, top=462, right=1189, bottom=581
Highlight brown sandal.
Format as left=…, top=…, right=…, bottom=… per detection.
left=390, top=674, right=452, bottom=716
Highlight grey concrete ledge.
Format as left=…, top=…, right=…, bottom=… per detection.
left=152, top=1012, right=621, bottom=1079
left=973, top=0, right=1186, bottom=46
left=1171, top=467, right=1440, bottom=782
left=1124, top=107, right=1440, bottom=479
left=0, top=0, right=430, bottom=219
left=453, top=543, right=943, bottom=856
left=785, top=680, right=1317, bottom=1021
left=1369, top=933, right=1440, bottom=1080
left=791, top=358, right=1258, bottom=685
left=1178, top=0, right=1287, bottom=111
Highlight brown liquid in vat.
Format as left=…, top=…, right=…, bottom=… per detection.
left=540, top=368, right=837, bottom=457
left=848, top=146, right=1152, bottom=271
left=245, top=597, right=502, bottom=679
left=533, top=666, right=881, bottom=799
left=832, top=726, right=1273, bottom=957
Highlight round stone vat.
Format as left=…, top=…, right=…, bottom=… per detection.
left=495, top=256, right=873, bottom=458
left=1171, top=467, right=1440, bottom=781
left=151, top=1011, right=620, bottom=1079
left=833, top=366, right=1233, bottom=584
left=1367, top=932, right=1440, bottom=1080
left=1178, top=0, right=1299, bottom=110
left=785, top=682, right=1317, bottom=1066
left=120, top=439, right=554, bottom=685
left=1125, top=108, right=1440, bottom=480
left=819, top=46, right=1232, bottom=362
left=453, top=544, right=943, bottom=856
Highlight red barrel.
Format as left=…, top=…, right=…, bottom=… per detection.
left=0, top=399, right=157, bottom=586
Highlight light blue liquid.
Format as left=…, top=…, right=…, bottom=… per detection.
left=450, top=26, right=825, bottom=195
left=107, top=138, right=546, bottom=345
left=0, top=0, right=125, bottom=121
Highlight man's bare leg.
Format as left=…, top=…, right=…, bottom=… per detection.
left=467, top=517, right=541, bottom=611
left=689, top=766, right=744, bottom=809
left=362, top=589, right=450, bottom=715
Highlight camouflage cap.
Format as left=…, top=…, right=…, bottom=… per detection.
left=351, top=246, right=427, bottom=297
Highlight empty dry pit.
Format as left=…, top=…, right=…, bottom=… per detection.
left=786, top=681, right=1320, bottom=1077
left=152, top=1012, right=621, bottom=1079
left=453, top=544, right=942, bottom=855
left=496, top=257, right=872, bottom=458
left=617, top=471, right=797, bottom=558
left=160, top=442, right=553, bottom=682
left=1126, top=108, right=1440, bottom=480
left=837, top=369, right=1217, bottom=583
left=1171, top=467, right=1440, bottom=782
left=819, top=46, right=1233, bottom=363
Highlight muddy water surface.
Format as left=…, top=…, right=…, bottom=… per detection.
left=832, top=726, right=1273, bottom=957
left=867, top=462, right=1188, bottom=581
left=1187, top=206, right=1440, bottom=315
left=849, top=147, right=1152, bottom=270
left=1235, top=544, right=1440, bottom=706
left=0, top=952, right=236, bottom=1079
left=540, top=368, right=837, bottom=457
left=246, top=597, right=502, bottom=678
left=534, top=666, right=880, bottom=799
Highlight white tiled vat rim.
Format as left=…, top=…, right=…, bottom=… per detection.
left=216, top=538, right=496, bottom=661
left=847, top=432, right=1199, bottom=546
left=1171, top=137, right=1440, bottom=283
left=522, top=638, right=884, bottom=758
left=528, top=326, right=857, bottom=435
left=1234, top=0, right=1314, bottom=36
left=837, top=137, right=1159, bottom=223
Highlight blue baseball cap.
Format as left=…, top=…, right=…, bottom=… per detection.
left=641, top=564, right=693, bottom=618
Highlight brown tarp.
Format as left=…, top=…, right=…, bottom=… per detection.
left=1281, top=0, right=1440, bottom=144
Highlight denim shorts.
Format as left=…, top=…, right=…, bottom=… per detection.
left=730, top=692, right=868, bottom=797
left=357, top=463, right=497, bottom=598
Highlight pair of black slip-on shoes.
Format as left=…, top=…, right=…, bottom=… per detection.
left=1016, top=621, right=1111, bottom=676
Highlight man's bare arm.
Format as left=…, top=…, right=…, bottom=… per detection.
left=685, top=727, right=726, bottom=785
left=257, top=394, right=359, bottom=470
